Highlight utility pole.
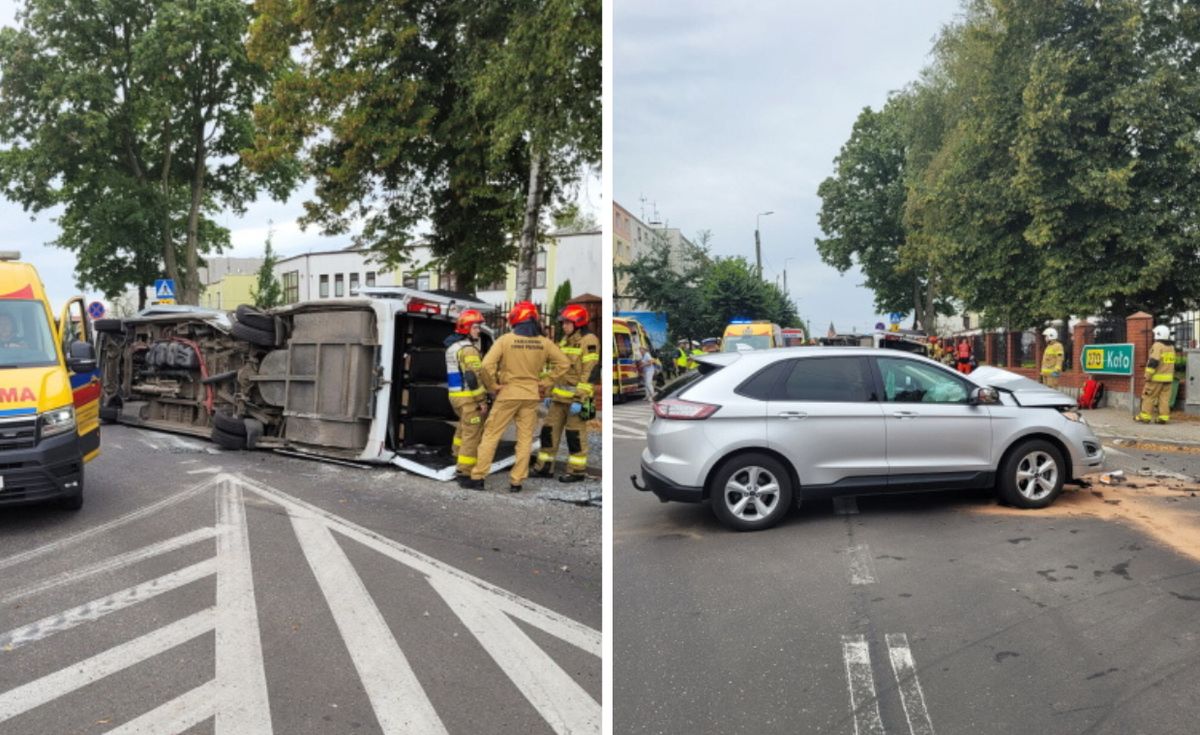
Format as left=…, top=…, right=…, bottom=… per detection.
left=783, top=269, right=788, bottom=297
left=755, top=211, right=773, bottom=280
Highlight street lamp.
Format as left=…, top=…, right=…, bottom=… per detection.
left=755, top=211, right=774, bottom=279
left=782, top=256, right=797, bottom=297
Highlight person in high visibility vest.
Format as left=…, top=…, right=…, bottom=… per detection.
left=534, top=304, right=601, bottom=482
left=462, top=302, right=570, bottom=492
left=1136, top=324, right=1176, bottom=424
left=674, top=339, right=691, bottom=372
left=1040, top=327, right=1064, bottom=389
left=444, top=309, right=487, bottom=479
left=956, top=338, right=973, bottom=374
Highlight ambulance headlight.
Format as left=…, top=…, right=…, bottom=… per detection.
left=40, top=405, right=76, bottom=437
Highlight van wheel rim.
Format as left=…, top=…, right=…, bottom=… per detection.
left=1015, top=451, right=1057, bottom=500
left=724, top=466, right=781, bottom=521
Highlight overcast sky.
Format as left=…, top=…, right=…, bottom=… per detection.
left=615, top=0, right=963, bottom=335
left=0, top=0, right=602, bottom=310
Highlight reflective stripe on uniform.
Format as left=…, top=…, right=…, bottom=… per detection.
left=581, top=353, right=599, bottom=363
left=449, top=388, right=486, bottom=398
left=567, top=455, right=588, bottom=467
left=552, top=387, right=575, bottom=398
left=463, top=356, right=483, bottom=368
left=453, top=436, right=462, bottom=446
left=575, top=382, right=594, bottom=396
left=561, top=346, right=583, bottom=355
left=537, top=451, right=555, bottom=462
left=457, top=455, right=477, bottom=466
left=1151, top=374, right=1174, bottom=382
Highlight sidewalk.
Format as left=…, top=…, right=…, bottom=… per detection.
left=1084, top=407, right=1200, bottom=449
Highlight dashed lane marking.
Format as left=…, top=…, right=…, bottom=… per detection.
left=847, top=545, right=877, bottom=585
left=841, top=634, right=885, bottom=735
left=886, top=633, right=936, bottom=735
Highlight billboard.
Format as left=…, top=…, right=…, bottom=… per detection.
left=616, top=311, right=669, bottom=349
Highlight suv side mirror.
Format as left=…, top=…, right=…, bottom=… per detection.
left=66, top=340, right=97, bottom=373
left=968, top=386, right=999, bottom=405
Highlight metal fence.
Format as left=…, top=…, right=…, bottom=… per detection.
left=1014, top=330, right=1037, bottom=368
left=1165, top=313, right=1197, bottom=350
left=986, top=332, right=1006, bottom=367
left=1091, top=316, right=1127, bottom=345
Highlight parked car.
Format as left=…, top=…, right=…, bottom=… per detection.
left=95, top=287, right=520, bottom=480
left=635, top=347, right=1105, bottom=531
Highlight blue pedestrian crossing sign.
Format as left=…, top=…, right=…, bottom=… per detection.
left=888, top=312, right=904, bottom=325
left=154, top=279, right=176, bottom=303
left=87, top=301, right=106, bottom=320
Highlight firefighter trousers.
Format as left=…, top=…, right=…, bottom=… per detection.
left=471, top=399, right=539, bottom=485
left=451, top=400, right=485, bottom=476
left=1139, top=381, right=1171, bottom=421
left=1041, top=374, right=1059, bottom=389
left=535, top=402, right=589, bottom=475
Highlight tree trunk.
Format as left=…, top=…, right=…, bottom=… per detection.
left=514, top=149, right=545, bottom=302
left=911, top=278, right=924, bottom=331
left=922, top=269, right=937, bottom=332
left=182, top=125, right=207, bottom=306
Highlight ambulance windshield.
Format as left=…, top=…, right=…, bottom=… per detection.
left=0, top=301, right=59, bottom=368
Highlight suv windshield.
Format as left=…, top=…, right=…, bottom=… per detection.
left=0, top=300, right=59, bottom=368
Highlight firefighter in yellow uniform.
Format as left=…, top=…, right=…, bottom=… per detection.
left=1136, top=324, right=1176, bottom=424
left=462, top=302, right=569, bottom=492
left=534, top=304, right=601, bottom=482
left=1040, top=327, right=1064, bottom=389
left=445, top=309, right=487, bottom=478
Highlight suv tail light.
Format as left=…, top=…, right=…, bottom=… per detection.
left=653, top=399, right=720, bottom=420
left=407, top=299, right=441, bottom=314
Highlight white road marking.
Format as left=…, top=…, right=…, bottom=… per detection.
left=290, top=511, right=446, bottom=734
left=187, top=466, right=222, bottom=475
left=0, top=479, right=215, bottom=573
left=841, top=634, right=885, bottom=735
left=104, top=680, right=216, bottom=735
left=214, top=480, right=273, bottom=734
left=833, top=496, right=860, bottom=515
left=886, top=633, right=936, bottom=735
left=1, top=527, right=218, bottom=605
left=847, top=545, right=877, bottom=585
left=0, top=609, right=215, bottom=724
left=232, top=472, right=601, bottom=657
left=431, top=576, right=599, bottom=735
left=0, top=559, right=215, bottom=651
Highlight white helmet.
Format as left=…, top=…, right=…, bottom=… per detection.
left=1153, top=325, right=1171, bottom=340
left=1042, top=327, right=1058, bottom=340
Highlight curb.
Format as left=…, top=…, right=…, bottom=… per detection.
left=1095, top=432, right=1200, bottom=451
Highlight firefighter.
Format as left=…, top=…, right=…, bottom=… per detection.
left=1040, top=327, right=1064, bottom=389
left=534, top=304, right=601, bottom=482
left=1136, top=324, right=1176, bottom=424
left=462, top=302, right=569, bottom=492
left=956, top=338, right=973, bottom=374
left=445, top=309, right=487, bottom=479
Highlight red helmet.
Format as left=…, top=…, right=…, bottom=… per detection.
left=508, top=301, right=539, bottom=326
left=558, top=304, right=589, bottom=328
left=455, top=309, right=485, bottom=335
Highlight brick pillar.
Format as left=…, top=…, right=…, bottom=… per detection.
left=1128, top=311, right=1153, bottom=400
left=1034, top=334, right=1044, bottom=374
left=1072, top=320, right=1094, bottom=376
left=1006, top=331, right=1018, bottom=367
left=984, top=332, right=994, bottom=365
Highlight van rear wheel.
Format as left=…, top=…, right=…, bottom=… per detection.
left=710, top=453, right=793, bottom=531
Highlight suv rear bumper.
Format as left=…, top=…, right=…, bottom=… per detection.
left=0, top=431, right=84, bottom=506
left=639, top=462, right=704, bottom=503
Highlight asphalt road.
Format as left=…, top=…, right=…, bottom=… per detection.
left=612, top=401, right=1200, bottom=735
left=0, top=424, right=600, bottom=735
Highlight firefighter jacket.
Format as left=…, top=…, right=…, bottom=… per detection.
left=444, top=335, right=485, bottom=406
left=550, top=328, right=601, bottom=404
left=1145, top=341, right=1177, bottom=383
left=479, top=332, right=570, bottom=401
left=1041, top=340, right=1064, bottom=375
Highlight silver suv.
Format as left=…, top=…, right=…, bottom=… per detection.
left=636, top=348, right=1105, bottom=531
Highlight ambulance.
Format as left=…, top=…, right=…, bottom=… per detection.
left=721, top=320, right=784, bottom=352
left=0, top=252, right=100, bottom=509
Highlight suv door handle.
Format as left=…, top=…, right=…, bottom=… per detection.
left=892, top=410, right=918, bottom=418
left=778, top=411, right=808, bottom=420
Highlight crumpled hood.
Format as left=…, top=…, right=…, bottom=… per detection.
left=969, top=366, right=1075, bottom=407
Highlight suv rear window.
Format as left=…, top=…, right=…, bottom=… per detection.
left=657, top=362, right=723, bottom=402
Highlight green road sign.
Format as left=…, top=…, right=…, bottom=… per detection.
left=1081, top=343, right=1134, bottom=376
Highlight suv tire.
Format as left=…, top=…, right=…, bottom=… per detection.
left=998, top=439, right=1065, bottom=509
left=710, top=453, right=793, bottom=531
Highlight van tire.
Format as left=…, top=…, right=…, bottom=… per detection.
left=211, top=425, right=246, bottom=450
left=231, top=321, right=276, bottom=348
left=213, top=411, right=247, bottom=436
left=243, top=418, right=264, bottom=449
left=99, top=405, right=120, bottom=424
left=235, top=305, right=275, bottom=332
left=709, top=453, right=793, bottom=531
left=94, top=318, right=125, bottom=334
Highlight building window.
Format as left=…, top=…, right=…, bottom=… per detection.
left=335, top=273, right=344, bottom=297
left=536, top=250, right=547, bottom=289
left=402, top=273, right=431, bottom=291
left=282, top=271, right=299, bottom=303
left=438, top=270, right=456, bottom=292
left=366, top=271, right=376, bottom=287
left=349, top=273, right=360, bottom=293
left=319, top=274, right=329, bottom=298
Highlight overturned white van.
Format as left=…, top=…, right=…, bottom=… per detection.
left=96, top=287, right=524, bottom=480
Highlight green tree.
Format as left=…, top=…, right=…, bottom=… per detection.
left=249, top=225, right=283, bottom=309
left=0, top=0, right=296, bottom=305
left=549, top=279, right=573, bottom=322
